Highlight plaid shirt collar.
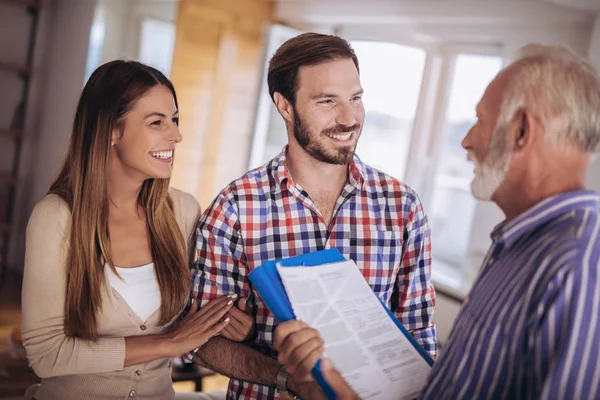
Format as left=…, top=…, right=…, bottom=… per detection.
left=270, top=146, right=366, bottom=194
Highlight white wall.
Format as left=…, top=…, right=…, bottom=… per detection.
left=99, top=0, right=177, bottom=65
left=6, top=0, right=97, bottom=272
left=98, top=0, right=128, bottom=63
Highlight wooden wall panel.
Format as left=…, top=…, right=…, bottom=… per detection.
left=212, top=17, right=272, bottom=199
left=170, top=0, right=274, bottom=207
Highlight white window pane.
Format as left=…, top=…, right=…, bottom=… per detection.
left=352, top=41, right=426, bottom=180
left=430, top=54, right=503, bottom=265
left=138, top=18, right=175, bottom=77
left=84, top=3, right=105, bottom=83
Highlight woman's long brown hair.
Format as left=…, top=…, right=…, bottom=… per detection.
left=49, top=61, right=190, bottom=340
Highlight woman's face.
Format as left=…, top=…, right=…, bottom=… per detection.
left=111, top=84, right=182, bottom=181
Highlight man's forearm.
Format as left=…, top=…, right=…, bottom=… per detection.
left=194, top=336, right=280, bottom=386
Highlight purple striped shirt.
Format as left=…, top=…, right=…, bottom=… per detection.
left=422, top=190, right=600, bottom=399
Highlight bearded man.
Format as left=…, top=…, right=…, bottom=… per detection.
left=185, top=32, right=437, bottom=400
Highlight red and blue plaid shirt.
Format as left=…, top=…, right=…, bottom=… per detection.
left=188, top=147, right=437, bottom=399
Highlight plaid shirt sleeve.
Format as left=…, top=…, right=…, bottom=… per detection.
left=184, top=193, right=249, bottom=361
left=395, top=192, right=437, bottom=357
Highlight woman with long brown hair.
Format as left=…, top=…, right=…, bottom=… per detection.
left=21, top=60, right=250, bottom=399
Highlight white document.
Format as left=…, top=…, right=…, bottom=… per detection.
left=277, top=260, right=431, bottom=400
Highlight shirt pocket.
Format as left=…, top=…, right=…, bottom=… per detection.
left=348, top=229, right=403, bottom=302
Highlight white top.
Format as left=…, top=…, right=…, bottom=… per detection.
left=106, top=263, right=161, bottom=322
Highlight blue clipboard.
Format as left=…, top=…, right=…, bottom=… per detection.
left=248, top=249, right=433, bottom=399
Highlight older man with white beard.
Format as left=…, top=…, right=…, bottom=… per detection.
left=273, top=43, right=600, bottom=400
left=420, top=43, right=600, bottom=399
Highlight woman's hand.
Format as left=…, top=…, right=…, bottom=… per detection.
left=220, top=294, right=255, bottom=342
left=165, top=296, right=234, bottom=357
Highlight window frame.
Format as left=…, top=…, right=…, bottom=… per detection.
left=416, top=44, right=505, bottom=295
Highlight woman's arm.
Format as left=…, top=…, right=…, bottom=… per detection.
left=123, top=296, right=233, bottom=366
left=173, top=188, right=255, bottom=342
left=22, top=196, right=231, bottom=378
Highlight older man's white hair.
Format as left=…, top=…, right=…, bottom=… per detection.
left=492, top=44, right=600, bottom=155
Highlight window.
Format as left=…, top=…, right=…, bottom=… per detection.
left=138, top=18, right=176, bottom=77
left=84, top=2, right=106, bottom=83
left=429, top=53, right=503, bottom=287
left=351, top=41, right=426, bottom=180
left=84, top=7, right=175, bottom=82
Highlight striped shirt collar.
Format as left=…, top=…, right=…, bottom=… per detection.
left=491, top=189, right=600, bottom=248
left=270, top=146, right=366, bottom=193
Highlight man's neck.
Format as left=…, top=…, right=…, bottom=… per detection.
left=496, top=170, right=586, bottom=223
left=285, top=145, right=349, bottom=195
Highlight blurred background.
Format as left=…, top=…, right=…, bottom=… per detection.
left=1, top=0, right=600, bottom=397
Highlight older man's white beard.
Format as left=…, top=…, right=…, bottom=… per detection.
left=467, top=150, right=509, bottom=201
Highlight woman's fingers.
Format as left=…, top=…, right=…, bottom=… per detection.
left=226, top=306, right=249, bottom=324
left=202, top=316, right=231, bottom=340
left=196, top=295, right=230, bottom=316
left=223, top=314, right=243, bottom=332
left=193, top=297, right=233, bottom=323
left=195, top=299, right=234, bottom=328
